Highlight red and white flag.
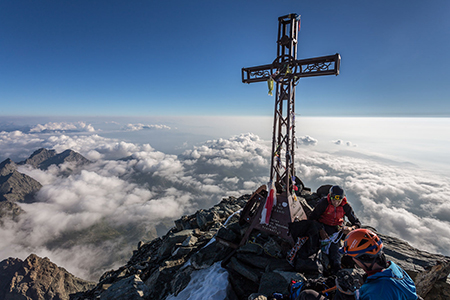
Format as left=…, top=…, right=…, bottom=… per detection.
left=260, top=182, right=277, bottom=225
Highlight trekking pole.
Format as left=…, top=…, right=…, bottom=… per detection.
left=321, top=286, right=337, bottom=295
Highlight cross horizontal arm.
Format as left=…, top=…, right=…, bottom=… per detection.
left=242, top=53, right=341, bottom=84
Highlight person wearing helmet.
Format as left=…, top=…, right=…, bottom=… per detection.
left=308, top=185, right=361, bottom=274
left=339, top=228, right=419, bottom=300
left=295, top=229, right=419, bottom=300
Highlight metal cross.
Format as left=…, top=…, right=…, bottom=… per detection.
left=242, top=13, right=340, bottom=196
left=238, top=14, right=341, bottom=244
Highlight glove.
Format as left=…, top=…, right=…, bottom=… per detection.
left=342, top=226, right=355, bottom=235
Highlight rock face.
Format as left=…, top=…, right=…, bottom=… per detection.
left=20, top=148, right=57, bottom=169
left=0, top=158, right=42, bottom=203
left=20, top=148, right=91, bottom=170
left=72, top=192, right=450, bottom=300
left=0, top=254, right=95, bottom=300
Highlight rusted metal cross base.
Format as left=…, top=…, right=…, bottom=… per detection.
left=238, top=185, right=307, bottom=246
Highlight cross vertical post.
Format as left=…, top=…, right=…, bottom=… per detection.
left=271, top=14, right=299, bottom=194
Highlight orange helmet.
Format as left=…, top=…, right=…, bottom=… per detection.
left=339, top=228, right=383, bottom=258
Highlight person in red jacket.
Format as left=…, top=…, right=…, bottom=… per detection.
left=308, top=185, right=361, bottom=274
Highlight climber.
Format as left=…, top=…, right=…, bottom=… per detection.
left=339, top=229, right=419, bottom=299
left=295, top=229, right=419, bottom=300
left=308, top=185, right=361, bottom=274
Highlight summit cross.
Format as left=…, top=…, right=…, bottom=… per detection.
left=242, top=13, right=340, bottom=193
left=238, top=14, right=341, bottom=244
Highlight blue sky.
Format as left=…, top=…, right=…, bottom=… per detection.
left=1, top=0, right=449, bottom=117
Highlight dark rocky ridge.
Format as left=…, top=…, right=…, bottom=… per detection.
left=0, top=254, right=95, bottom=300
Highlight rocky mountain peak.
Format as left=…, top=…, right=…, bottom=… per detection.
left=22, top=148, right=57, bottom=168
left=0, top=254, right=95, bottom=300
left=38, top=149, right=91, bottom=170
left=19, top=148, right=91, bottom=170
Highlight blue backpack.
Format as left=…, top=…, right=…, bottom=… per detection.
left=289, top=280, right=304, bottom=300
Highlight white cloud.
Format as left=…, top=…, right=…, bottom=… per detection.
left=297, top=135, right=318, bottom=146
left=2, top=123, right=450, bottom=282
left=332, top=139, right=355, bottom=147
left=30, top=122, right=95, bottom=133
left=296, top=149, right=450, bottom=255
left=122, top=123, right=171, bottom=131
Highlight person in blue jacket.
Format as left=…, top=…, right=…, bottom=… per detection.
left=296, top=228, right=420, bottom=300
left=339, top=228, right=419, bottom=300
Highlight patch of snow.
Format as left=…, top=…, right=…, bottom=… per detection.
left=166, top=262, right=229, bottom=300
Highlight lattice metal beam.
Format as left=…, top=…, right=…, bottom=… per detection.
left=242, top=53, right=341, bottom=84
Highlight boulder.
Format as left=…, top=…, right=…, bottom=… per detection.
left=99, top=275, right=148, bottom=300
left=157, top=229, right=196, bottom=258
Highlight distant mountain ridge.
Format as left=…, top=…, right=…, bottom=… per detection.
left=0, top=148, right=91, bottom=223
left=19, top=148, right=91, bottom=170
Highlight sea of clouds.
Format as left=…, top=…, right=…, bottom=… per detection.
left=0, top=118, right=449, bottom=281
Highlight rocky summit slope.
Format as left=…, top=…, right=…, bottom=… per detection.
left=71, top=192, right=450, bottom=300
left=0, top=254, right=95, bottom=300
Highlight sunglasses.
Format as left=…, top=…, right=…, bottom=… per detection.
left=331, top=195, right=343, bottom=201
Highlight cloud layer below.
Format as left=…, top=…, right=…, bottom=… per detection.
left=1, top=118, right=449, bottom=280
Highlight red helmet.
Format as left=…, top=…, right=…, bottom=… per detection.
left=339, top=228, right=383, bottom=258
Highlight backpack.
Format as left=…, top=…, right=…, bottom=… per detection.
left=288, top=280, right=304, bottom=300
left=288, top=277, right=336, bottom=300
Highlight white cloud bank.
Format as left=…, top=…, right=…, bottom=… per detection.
left=297, top=150, right=450, bottom=255
left=0, top=121, right=449, bottom=281
left=297, top=135, right=318, bottom=146
left=122, top=123, right=171, bottom=131
left=30, top=122, right=96, bottom=133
